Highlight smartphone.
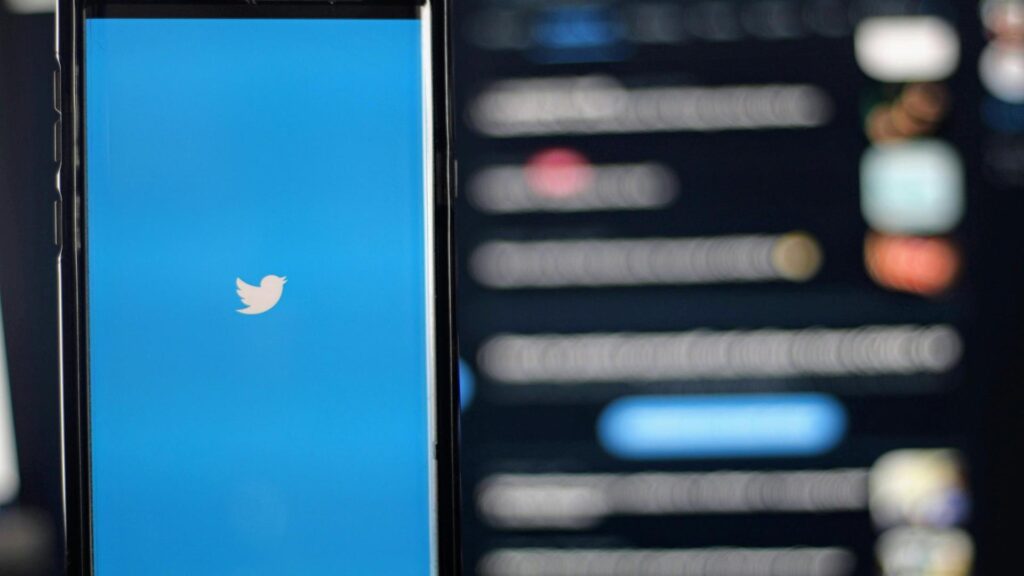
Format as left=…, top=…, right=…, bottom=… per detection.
left=55, top=1, right=459, bottom=574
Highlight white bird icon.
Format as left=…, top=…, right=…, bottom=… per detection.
left=236, top=275, right=287, bottom=315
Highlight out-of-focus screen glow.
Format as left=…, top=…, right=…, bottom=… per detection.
left=455, top=1, right=1021, bottom=575
left=84, top=17, right=433, bottom=576
left=0, top=300, right=19, bottom=505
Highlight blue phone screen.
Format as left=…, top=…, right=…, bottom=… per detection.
left=85, top=18, right=431, bottom=576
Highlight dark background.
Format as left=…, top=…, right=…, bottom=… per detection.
left=1, top=7, right=62, bottom=575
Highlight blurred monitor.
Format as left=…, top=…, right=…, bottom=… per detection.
left=453, top=1, right=1023, bottom=575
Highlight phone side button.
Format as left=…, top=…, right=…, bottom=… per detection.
left=453, top=158, right=459, bottom=200
left=53, top=119, right=61, bottom=163
left=53, top=200, right=62, bottom=247
left=53, top=69, right=61, bottom=113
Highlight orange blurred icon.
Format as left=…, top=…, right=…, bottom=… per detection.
left=865, top=234, right=960, bottom=296
left=525, top=148, right=594, bottom=199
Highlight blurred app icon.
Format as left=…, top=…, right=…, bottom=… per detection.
left=876, top=527, right=974, bottom=576
left=861, top=140, right=964, bottom=235
left=870, top=449, right=969, bottom=529
left=865, top=234, right=960, bottom=296
left=981, top=0, right=1024, bottom=40
left=855, top=17, right=960, bottom=82
left=866, top=83, right=950, bottom=143
left=980, top=43, right=1024, bottom=104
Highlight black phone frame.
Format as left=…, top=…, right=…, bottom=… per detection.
left=55, top=1, right=460, bottom=575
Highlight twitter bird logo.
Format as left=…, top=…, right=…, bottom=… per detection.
left=236, top=275, right=287, bottom=315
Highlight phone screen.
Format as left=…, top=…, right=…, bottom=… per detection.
left=84, top=15, right=435, bottom=575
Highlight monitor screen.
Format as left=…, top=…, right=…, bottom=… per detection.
left=453, top=1, right=1022, bottom=575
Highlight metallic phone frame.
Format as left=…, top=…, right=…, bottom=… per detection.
left=55, top=2, right=460, bottom=574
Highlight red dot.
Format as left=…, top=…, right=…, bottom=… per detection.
left=525, top=148, right=594, bottom=199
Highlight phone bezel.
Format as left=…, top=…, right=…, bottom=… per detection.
left=55, top=2, right=460, bottom=575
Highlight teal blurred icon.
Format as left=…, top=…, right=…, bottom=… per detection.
left=860, top=140, right=964, bottom=235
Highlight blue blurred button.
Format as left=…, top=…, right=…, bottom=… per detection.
left=459, top=358, right=475, bottom=411
left=534, top=6, right=622, bottom=50
left=530, top=5, right=629, bottom=64
left=598, top=394, right=846, bottom=460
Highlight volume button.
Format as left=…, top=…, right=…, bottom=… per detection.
left=53, top=119, right=61, bottom=163
left=53, top=69, right=61, bottom=113
left=452, top=158, right=459, bottom=200
left=53, top=200, right=62, bottom=247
